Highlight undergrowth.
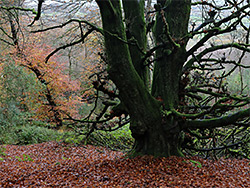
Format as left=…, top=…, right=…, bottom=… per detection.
left=0, top=120, right=134, bottom=152
left=0, top=124, right=62, bottom=145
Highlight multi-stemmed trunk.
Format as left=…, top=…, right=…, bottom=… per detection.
left=96, top=0, right=191, bottom=157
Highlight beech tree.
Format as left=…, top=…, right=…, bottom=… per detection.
left=93, top=0, right=250, bottom=157
left=1, top=0, right=250, bottom=157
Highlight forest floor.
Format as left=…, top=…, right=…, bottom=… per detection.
left=0, top=141, right=249, bottom=187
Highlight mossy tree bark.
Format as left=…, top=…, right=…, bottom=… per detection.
left=152, top=0, right=191, bottom=109
left=122, top=0, right=149, bottom=87
left=150, top=0, right=191, bottom=156
left=96, top=0, right=190, bottom=156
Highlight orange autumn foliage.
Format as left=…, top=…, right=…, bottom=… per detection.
left=13, top=42, right=82, bottom=123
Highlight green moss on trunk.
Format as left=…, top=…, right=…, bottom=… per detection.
left=152, top=0, right=191, bottom=109
left=96, top=0, right=191, bottom=157
left=123, top=0, right=149, bottom=87
left=96, top=0, right=161, bottom=134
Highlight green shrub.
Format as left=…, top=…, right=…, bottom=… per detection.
left=56, top=131, right=84, bottom=145
left=87, top=124, right=134, bottom=151
left=0, top=125, right=62, bottom=145
left=14, top=126, right=62, bottom=145
left=56, top=124, right=134, bottom=151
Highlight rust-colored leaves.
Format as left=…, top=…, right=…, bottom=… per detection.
left=0, top=142, right=249, bottom=187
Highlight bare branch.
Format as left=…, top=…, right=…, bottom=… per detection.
left=30, top=19, right=103, bottom=34
left=184, top=43, right=250, bottom=72
left=0, top=6, right=37, bottom=15
left=183, top=107, right=250, bottom=129
left=28, top=0, right=44, bottom=26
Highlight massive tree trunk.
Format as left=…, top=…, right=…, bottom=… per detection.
left=96, top=0, right=191, bottom=157
left=149, top=0, right=191, bottom=156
